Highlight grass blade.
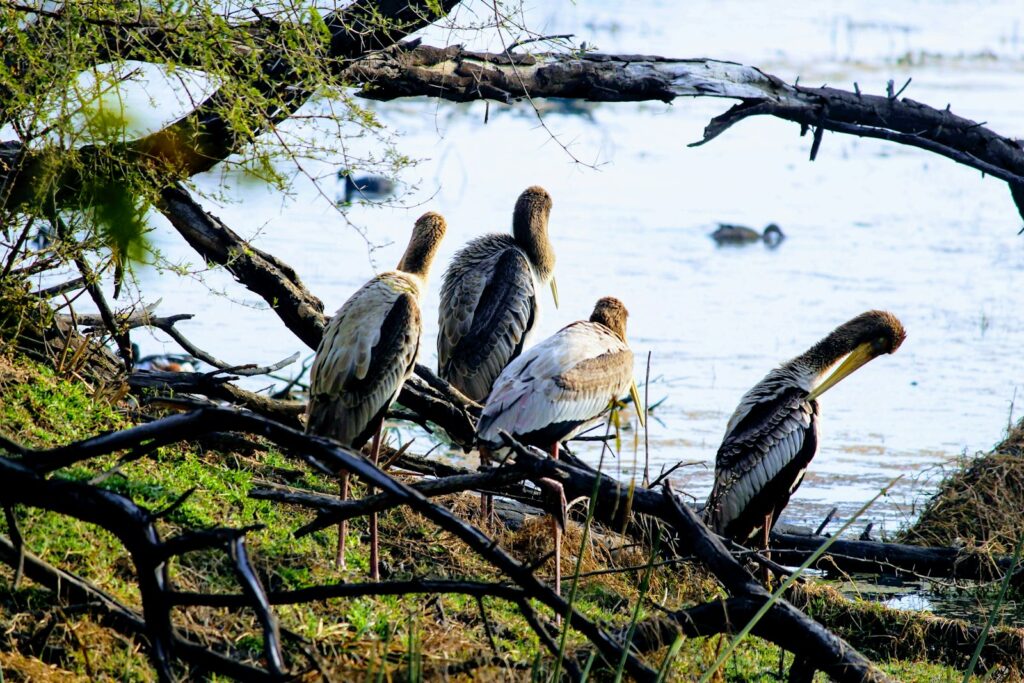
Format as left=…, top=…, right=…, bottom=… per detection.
left=614, top=528, right=662, bottom=682
left=551, top=418, right=614, bottom=683
left=962, top=533, right=1024, bottom=682
left=580, top=651, right=597, bottom=681
left=655, top=634, right=685, bottom=683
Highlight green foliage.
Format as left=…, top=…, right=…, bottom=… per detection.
left=75, top=98, right=151, bottom=267
left=0, top=0, right=416, bottom=292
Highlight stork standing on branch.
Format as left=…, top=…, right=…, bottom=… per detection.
left=704, top=310, right=906, bottom=548
left=438, top=186, right=558, bottom=521
left=476, top=297, right=644, bottom=595
left=306, top=212, right=447, bottom=579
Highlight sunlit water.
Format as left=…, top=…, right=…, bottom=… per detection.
left=33, top=2, right=1024, bottom=538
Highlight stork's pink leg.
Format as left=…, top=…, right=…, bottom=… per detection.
left=480, top=446, right=493, bottom=527
left=336, top=472, right=349, bottom=568
left=369, top=423, right=383, bottom=581
left=761, top=512, right=773, bottom=588
left=550, top=442, right=564, bottom=601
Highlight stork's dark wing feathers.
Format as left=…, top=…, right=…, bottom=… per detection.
left=342, top=294, right=418, bottom=397
left=705, top=387, right=819, bottom=541
left=307, top=285, right=420, bottom=449
left=452, top=248, right=536, bottom=371
left=439, top=243, right=537, bottom=401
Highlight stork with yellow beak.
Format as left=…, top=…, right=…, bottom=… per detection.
left=704, top=310, right=906, bottom=547
left=306, top=212, right=446, bottom=579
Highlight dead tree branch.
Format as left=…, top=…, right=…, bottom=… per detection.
left=656, top=486, right=893, bottom=682
left=0, top=532, right=282, bottom=682
left=71, top=299, right=300, bottom=377
left=128, top=369, right=305, bottom=427
left=769, top=530, right=1020, bottom=582
left=157, top=184, right=327, bottom=350
left=11, top=40, right=1017, bottom=216
left=345, top=43, right=1024, bottom=219
left=0, top=455, right=287, bottom=682
left=170, top=578, right=526, bottom=608
left=252, top=466, right=533, bottom=537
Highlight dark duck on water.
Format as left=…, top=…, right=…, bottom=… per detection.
left=711, top=222, right=784, bottom=247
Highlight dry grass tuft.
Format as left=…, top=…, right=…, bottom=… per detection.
left=0, top=350, right=36, bottom=387
left=0, top=651, right=89, bottom=683
left=899, top=420, right=1024, bottom=553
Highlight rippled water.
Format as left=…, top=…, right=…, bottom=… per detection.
left=116, top=1, right=1024, bottom=535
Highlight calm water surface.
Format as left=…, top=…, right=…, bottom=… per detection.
left=120, top=1, right=1024, bottom=535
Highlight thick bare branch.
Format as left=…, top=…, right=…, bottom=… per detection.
left=251, top=465, right=533, bottom=537
left=171, top=578, right=526, bottom=608
left=347, top=44, right=1024, bottom=219
left=157, top=184, right=328, bottom=350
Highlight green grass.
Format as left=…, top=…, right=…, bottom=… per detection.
left=0, top=350, right=988, bottom=681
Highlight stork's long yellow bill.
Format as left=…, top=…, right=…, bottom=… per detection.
left=630, top=380, right=646, bottom=428
left=550, top=277, right=559, bottom=308
left=805, top=341, right=876, bottom=402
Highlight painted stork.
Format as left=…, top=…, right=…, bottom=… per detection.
left=476, top=297, right=644, bottom=595
left=703, top=310, right=906, bottom=548
left=306, top=211, right=447, bottom=578
left=437, top=185, right=557, bottom=403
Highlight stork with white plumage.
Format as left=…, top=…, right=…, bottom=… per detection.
left=476, top=296, right=644, bottom=595
left=703, top=310, right=906, bottom=549
left=305, top=211, right=446, bottom=579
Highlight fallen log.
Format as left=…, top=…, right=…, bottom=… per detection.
left=769, top=531, right=1018, bottom=582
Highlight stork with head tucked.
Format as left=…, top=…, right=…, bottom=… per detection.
left=704, top=310, right=906, bottom=549
left=438, top=185, right=557, bottom=402
left=477, top=297, right=644, bottom=595
left=306, top=212, right=446, bottom=579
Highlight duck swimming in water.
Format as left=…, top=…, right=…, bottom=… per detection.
left=340, top=173, right=397, bottom=203
left=711, top=223, right=784, bottom=247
